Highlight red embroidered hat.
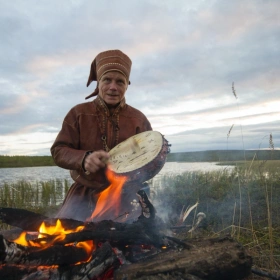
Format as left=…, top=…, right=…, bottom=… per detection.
left=85, top=50, right=132, bottom=99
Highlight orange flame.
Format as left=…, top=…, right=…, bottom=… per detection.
left=89, top=169, right=127, bottom=221
left=13, top=231, right=41, bottom=247
left=13, top=219, right=95, bottom=264
left=38, top=219, right=85, bottom=245
left=12, top=169, right=127, bottom=265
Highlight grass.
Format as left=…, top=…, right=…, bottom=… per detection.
left=0, top=179, right=71, bottom=230
left=152, top=160, right=280, bottom=279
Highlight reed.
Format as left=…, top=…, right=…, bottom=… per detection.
left=154, top=159, right=280, bottom=278
left=0, top=179, right=71, bottom=215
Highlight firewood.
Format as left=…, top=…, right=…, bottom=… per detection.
left=114, top=236, right=252, bottom=280
left=6, top=242, right=120, bottom=280
left=0, top=207, right=85, bottom=232
left=0, top=231, right=252, bottom=279
left=0, top=234, right=88, bottom=266
left=26, top=219, right=191, bottom=252
left=0, top=204, right=252, bottom=280
left=0, top=208, right=48, bottom=231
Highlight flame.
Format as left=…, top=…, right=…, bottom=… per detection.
left=13, top=219, right=95, bottom=264
left=89, top=169, right=127, bottom=221
left=38, top=219, right=84, bottom=243
left=13, top=231, right=40, bottom=247
left=12, top=169, right=127, bottom=265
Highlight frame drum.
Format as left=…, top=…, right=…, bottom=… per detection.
left=107, top=131, right=170, bottom=182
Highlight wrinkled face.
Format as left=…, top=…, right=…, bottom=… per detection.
left=98, top=71, right=128, bottom=106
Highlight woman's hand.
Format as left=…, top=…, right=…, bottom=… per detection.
left=83, top=150, right=110, bottom=174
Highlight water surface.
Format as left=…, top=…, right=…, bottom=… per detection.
left=0, top=162, right=233, bottom=187
left=0, top=166, right=73, bottom=187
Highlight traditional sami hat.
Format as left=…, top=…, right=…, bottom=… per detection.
left=85, top=50, right=132, bottom=99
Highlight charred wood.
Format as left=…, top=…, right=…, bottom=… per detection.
left=114, top=236, right=252, bottom=280
left=0, top=232, right=252, bottom=280
left=11, top=242, right=119, bottom=280
left=28, top=219, right=190, bottom=251
left=0, top=234, right=89, bottom=266
left=0, top=208, right=48, bottom=231
left=33, top=229, right=159, bottom=248
left=0, top=207, right=85, bottom=231
left=0, top=205, right=253, bottom=280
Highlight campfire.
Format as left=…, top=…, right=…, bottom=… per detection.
left=0, top=169, right=252, bottom=280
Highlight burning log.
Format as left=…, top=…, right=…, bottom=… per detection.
left=0, top=232, right=252, bottom=280
left=0, top=218, right=190, bottom=267
left=0, top=234, right=89, bottom=266
left=1, top=242, right=120, bottom=280
left=114, top=236, right=252, bottom=280
left=53, top=219, right=177, bottom=248
left=0, top=190, right=252, bottom=280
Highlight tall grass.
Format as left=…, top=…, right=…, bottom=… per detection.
left=153, top=160, right=280, bottom=277
left=0, top=179, right=70, bottom=213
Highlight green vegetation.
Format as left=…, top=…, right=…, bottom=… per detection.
left=167, top=149, right=280, bottom=162
left=153, top=160, right=280, bottom=275
left=1, top=150, right=279, bottom=168
left=0, top=179, right=71, bottom=226
left=0, top=155, right=56, bottom=168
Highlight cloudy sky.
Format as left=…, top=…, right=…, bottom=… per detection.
left=0, top=0, right=279, bottom=155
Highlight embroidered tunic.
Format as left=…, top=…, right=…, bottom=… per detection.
left=51, top=96, right=152, bottom=221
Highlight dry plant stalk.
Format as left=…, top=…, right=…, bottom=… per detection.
left=182, top=202, right=199, bottom=222
left=269, top=133, right=274, bottom=150
left=232, top=82, right=238, bottom=99
left=227, top=124, right=234, bottom=139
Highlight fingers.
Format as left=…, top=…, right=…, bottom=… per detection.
left=84, top=150, right=110, bottom=173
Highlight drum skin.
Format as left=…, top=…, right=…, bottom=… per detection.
left=107, top=131, right=170, bottom=183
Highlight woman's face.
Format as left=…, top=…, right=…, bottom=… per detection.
left=98, top=71, right=128, bottom=106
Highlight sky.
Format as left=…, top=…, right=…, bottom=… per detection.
left=0, top=0, right=279, bottom=155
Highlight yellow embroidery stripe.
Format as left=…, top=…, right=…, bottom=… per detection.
left=97, top=62, right=129, bottom=74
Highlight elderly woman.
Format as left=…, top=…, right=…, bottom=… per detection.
left=51, top=50, right=152, bottom=221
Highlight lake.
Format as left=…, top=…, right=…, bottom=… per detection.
left=0, top=162, right=234, bottom=187
left=0, top=166, right=73, bottom=187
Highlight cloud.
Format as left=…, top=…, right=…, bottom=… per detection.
left=168, top=120, right=280, bottom=153
left=0, top=0, right=279, bottom=155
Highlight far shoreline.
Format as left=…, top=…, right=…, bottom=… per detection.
left=1, top=149, right=279, bottom=168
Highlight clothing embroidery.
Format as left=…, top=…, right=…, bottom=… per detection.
left=95, top=96, right=123, bottom=151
